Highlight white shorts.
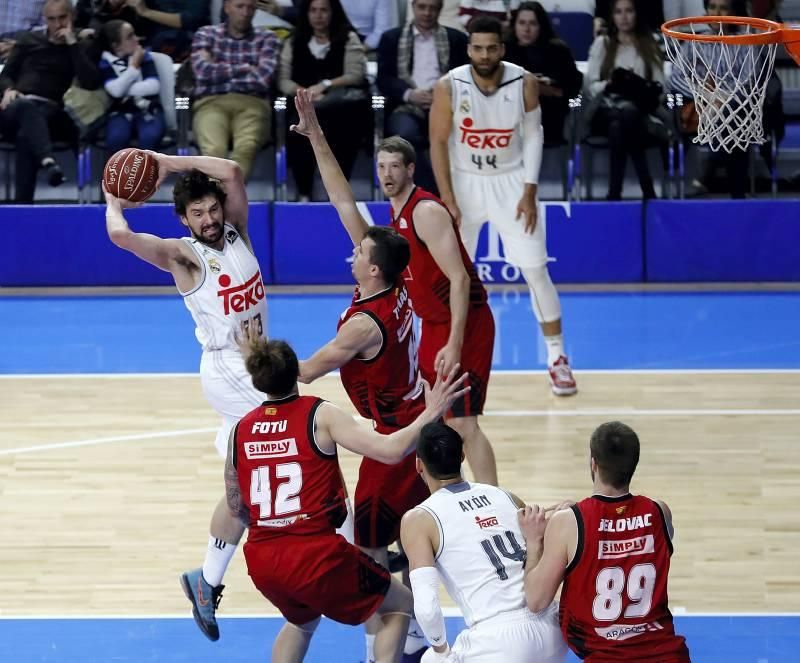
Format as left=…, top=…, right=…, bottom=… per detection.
left=452, top=169, right=549, bottom=269
left=200, top=349, right=265, bottom=458
left=450, top=604, right=566, bottom=663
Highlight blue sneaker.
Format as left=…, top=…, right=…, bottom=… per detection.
left=180, top=568, right=224, bottom=641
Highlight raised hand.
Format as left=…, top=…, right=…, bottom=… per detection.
left=422, top=362, right=470, bottom=422
left=290, top=88, right=323, bottom=138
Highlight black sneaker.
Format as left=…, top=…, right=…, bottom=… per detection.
left=44, top=162, right=65, bottom=187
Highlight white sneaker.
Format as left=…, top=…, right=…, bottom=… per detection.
left=548, top=356, right=577, bottom=396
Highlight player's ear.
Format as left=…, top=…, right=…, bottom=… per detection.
left=415, top=456, right=424, bottom=475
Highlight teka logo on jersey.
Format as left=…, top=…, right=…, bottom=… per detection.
left=459, top=117, right=513, bottom=149
left=218, top=270, right=266, bottom=315
left=475, top=515, right=499, bottom=529
left=244, top=437, right=298, bottom=460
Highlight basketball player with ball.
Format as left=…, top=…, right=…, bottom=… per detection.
left=103, top=150, right=312, bottom=642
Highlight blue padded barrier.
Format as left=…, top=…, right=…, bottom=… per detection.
left=0, top=203, right=271, bottom=287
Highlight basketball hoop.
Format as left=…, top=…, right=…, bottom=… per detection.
left=661, top=16, right=800, bottom=152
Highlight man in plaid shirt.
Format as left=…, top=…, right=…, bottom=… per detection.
left=190, top=0, right=279, bottom=179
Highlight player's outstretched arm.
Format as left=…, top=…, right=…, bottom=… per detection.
left=146, top=152, right=250, bottom=238
left=290, top=88, right=369, bottom=246
left=519, top=507, right=575, bottom=613
left=401, top=509, right=451, bottom=658
left=104, top=186, right=189, bottom=273
left=315, top=363, right=470, bottom=464
left=299, top=314, right=383, bottom=383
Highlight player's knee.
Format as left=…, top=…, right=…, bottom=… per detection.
left=521, top=264, right=561, bottom=324
left=289, top=616, right=321, bottom=634
left=377, top=577, right=413, bottom=617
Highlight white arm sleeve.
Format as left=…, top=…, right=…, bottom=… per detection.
left=409, top=566, right=447, bottom=648
left=522, top=104, right=544, bottom=185
left=104, top=66, right=142, bottom=98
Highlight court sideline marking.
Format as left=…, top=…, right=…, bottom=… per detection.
left=4, top=405, right=800, bottom=456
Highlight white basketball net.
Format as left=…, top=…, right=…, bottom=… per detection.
left=663, top=21, right=778, bottom=152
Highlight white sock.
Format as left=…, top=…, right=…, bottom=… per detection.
left=202, top=536, right=237, bottom=587
left=405, top=617, right=427, bottom=654
left=365, top=633, right=376, bottom=663
left=336, top=498, right=355, bottom=545
left=544, top=334, right=565, bottom=366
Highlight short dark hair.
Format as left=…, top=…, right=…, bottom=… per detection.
left=417, top=422, right=463, bottom=479
left=173, top=169, right=227, bottom=217
left=467, top=14, right=504, bottom=40
left=377, top=136, right=417, bottom=166
left=99, top=19, right=127, bottom=51
left=589, top=421, right=640, bottom=490
left=243, top=339, right=299, bottom=396
left=364, top=226, right=410, bottom=284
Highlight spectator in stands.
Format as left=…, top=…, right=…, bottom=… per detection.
left=340, top=0, right=399, bottom=50
left=98, top=19, right=164, bottom=153
left=458, top=0, right=520, bottom=29
left=122, top=0, right=209, bottom=61
left=1, top=0, right=47, bottom=62
left=190, top=0, right=279, bottom=180
left=583, top=0, right=665, bottom=199
left=75, top=0, right=140, bottom=35
left=595, top=0, right=705, bottom=34
left=669, top=0, right=783, bottom=198
left=0, top=0, right=102, bottom=202
left=254, top=0, right=302, bottom=24
left=505, top=2, right=582, bottom=146
left=407, top=0, right=465, bottom=31
left=279, top=0, right=369, bottom=201
left=377, top=0, right=468, bottom=192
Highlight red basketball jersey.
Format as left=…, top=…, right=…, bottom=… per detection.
left=338, top=281, right=425, bottom=431
left=390, top=187, right=487, bottom=324
left=559, top=494, right=690, bottom=661
left=235, top=395, right=347, bottom=543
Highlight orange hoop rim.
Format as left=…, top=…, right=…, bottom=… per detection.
left=660, top=15, right=796, bottom=46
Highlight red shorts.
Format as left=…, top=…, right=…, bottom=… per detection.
left=243, top=532, right=391, bottom=626
left=419, top=302, right=494, bottom=417
left=354, top=452, right=430, bottom=548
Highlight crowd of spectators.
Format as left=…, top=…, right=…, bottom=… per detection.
left=0, top=0, right=786, bottom=202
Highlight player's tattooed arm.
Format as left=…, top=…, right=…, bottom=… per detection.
left=224, top=424, right=249, bottom=526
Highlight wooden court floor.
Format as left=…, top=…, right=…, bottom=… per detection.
left=1, top=371, right=798, bottom=616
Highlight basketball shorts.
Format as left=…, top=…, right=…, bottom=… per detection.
left=354, top=451, right=430, bottom=548
left=243, top=532, right=391, bottom=626
left=200, top=349, right=265, bottom=458
left=452, top=169, right=550, bottom=269
left=451, top=604, right=566, bottom=663
left=418, top=303, right=494, bottom=418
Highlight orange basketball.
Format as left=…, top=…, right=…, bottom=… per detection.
left=103, top=148, right=159, bottom=203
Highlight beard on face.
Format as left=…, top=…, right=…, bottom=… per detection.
left=473, top=60, right=500, bottom=78
left=194, top=221, right=223, bottom=244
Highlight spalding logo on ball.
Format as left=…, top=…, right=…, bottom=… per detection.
left=103, top=148, right=159, bottom=203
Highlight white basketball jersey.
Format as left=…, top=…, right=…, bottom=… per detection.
left=181, top=224, right=267, bottom=352
left=418, top=481, right=527, bottom=627
left=448, top=62, right=526, bottom=176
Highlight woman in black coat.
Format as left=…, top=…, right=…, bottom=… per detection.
left=504, top=1, right=583, bottom=146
